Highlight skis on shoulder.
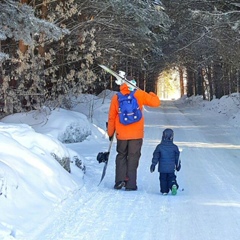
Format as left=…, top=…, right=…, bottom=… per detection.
left=99, top=64, right=141, bottom=90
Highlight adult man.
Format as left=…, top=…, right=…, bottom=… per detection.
left=107, top=76, right=160, bottom=190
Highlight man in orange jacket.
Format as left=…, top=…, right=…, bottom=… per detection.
left=107, top=77, right=161, bottom=190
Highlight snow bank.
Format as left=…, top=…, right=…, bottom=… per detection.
left=1, top=108, right=91, bottom=143
left=0, top=123, right=83, bottom=238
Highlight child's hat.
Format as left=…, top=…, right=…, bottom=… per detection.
left=163, top=128, right=174, bottom=140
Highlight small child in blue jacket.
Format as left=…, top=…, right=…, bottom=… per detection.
left=150, top=128, right=181, bottom=195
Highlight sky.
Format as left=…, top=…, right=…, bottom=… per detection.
left=0, top=90, right=240, bottom=240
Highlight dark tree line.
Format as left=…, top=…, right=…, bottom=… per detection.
left=161, top=0, right=240, bottom=100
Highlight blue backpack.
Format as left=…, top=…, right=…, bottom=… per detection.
left=117, top=89, right=142, bottom=125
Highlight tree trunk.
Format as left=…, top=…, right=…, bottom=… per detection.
left=236, top=69, right=240, bottom=93
left=196, top=67, right=203, bottom=95
left=213, top=61, right=224, bottom=99
left=179, top=66, right=184, bottom=97
left=19, top=0, right=29, bottom=54
left=38, top=1, right=48, bottom=57
left=206, top=65, right=214, bottom=101
left=186, top=67, right=194, bottom=97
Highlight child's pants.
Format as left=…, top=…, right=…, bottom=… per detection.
left=159, top=172, right=178, bottom=194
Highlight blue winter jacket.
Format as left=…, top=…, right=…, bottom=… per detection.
left=151, top=139, right=180, bottom=173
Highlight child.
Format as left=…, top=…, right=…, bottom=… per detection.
left=150, top=128, right=181, bottom=195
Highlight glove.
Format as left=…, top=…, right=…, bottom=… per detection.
left=97, top=152, right=109, bottom=163
left=176, top=160, right=181, bottom=171
left=150, top=164, right=155, bottom=173
left=109, top=135, right=113, bottom=141
left=176, top=164, right=181, bottom=171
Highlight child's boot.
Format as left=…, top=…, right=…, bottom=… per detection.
left=171, top=184, right=177, bottom=195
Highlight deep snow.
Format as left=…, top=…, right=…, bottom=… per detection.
left=1, top=91, right=240, bottom=240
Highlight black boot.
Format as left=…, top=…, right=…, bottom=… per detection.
left=114, top=181, right=125, bottom=190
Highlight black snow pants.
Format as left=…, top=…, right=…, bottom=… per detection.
left=159, top=172, right=179, bottom=194
left=115, top=139, right=143, bottom=189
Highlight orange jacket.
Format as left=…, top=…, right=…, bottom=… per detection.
left=107, top=83, right=161, bottom=140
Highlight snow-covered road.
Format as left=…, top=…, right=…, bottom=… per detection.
left=31, top=100, right=240, bottom=240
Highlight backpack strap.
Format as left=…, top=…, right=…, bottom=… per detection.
left=129, top=89, right=137, bottom=97
left=117, top=89, right=136, bottom=98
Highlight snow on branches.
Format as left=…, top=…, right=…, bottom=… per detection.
left=0, top=0, right=69, bottom=61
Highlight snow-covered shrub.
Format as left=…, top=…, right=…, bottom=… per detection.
left=59, top=122, right=91, bottom=143
left=1, top=108, right=92, bottom=143
left=51, top=153, right=71, bottom=173
left=74, top=156, right=86, bottom=173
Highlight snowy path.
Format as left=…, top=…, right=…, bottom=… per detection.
left=30, top=101, right=240, bottom=240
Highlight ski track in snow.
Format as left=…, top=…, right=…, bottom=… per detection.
left=28, top=101, right=240, bottom=240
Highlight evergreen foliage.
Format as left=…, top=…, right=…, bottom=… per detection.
left=161, top=0, right=240, bottom=99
